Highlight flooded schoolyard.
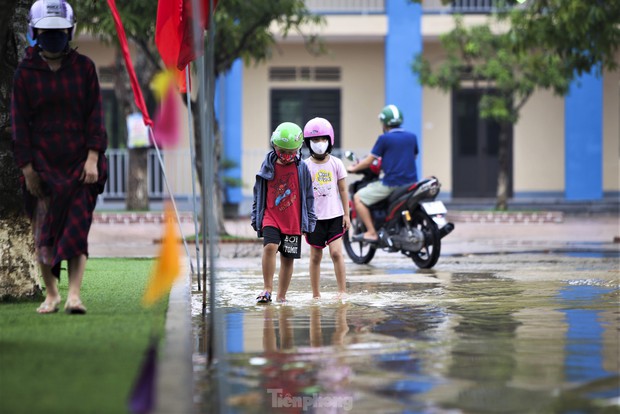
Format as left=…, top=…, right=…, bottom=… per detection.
left=191, top=247, right=619, bottom=413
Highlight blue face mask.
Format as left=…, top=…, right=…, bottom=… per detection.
left=37, top=30, right=69, bottom=53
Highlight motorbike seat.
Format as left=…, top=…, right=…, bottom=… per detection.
left=387, top=181, right=419, bottom=204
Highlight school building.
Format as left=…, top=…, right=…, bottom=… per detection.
left=77, top=0, right=620, bottom=213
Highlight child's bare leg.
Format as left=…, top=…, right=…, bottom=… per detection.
left=332, top=302, right=350, bottom=346
left=261, top=243, right=279, bottom=292
left=328, top=238, right=347, bottom=295
left=310, top=305, right=323, bottom=347
left=309, top=247, right=323, bottom=298
left=277, top=256, right=295, bottom=301
left=279, top=306, right=294, bottom=348
left=262, top=306, right=277, bottom=351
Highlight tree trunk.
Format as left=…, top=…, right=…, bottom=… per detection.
left=126, top=148, right=150, bottom=210
left=0, top=0, right=41, bottom=300
left=495, top=122, right=510, bottom=211
left=192, top=102, right=229, bottom=236
left=113, top=49, right=150, bottom=211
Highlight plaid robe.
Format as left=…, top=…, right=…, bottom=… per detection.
left=11, top=46, right=108, bottom=277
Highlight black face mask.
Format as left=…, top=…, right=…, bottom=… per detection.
left=37, top=31, right=69, bottom=53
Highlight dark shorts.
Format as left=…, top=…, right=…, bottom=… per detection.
left=262, top=226, right=302, bottom=259
left=305, top=216, right=345, bottom=249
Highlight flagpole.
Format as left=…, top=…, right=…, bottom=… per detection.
left=203, top=0, right=217, bottom=358
left=205, top=2, right=229, bottom=410
left=188, top=0, right=227, bottom=409
left=147, top=125, right=193, bottom=273
left=185, top=68, right=202, bottom=291
left=188, top=0, right=209, bottom=317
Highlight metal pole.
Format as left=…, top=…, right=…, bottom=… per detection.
left=189, top=0, right=228, bottom=410
left=205, top=0, right=217, bottom=364
left=205, top=4, right=229, bottom=412
left=147, top=126, right=194, bottom=273
left=185, top=68, right=202, bottom=291
left=188, top=0, right=209, bottom=318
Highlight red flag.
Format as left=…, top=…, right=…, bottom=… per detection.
left=106, top=0, right=153, bottom=126
left=155, top=0, right=218, bottom=91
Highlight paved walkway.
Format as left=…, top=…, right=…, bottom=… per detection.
left=89, top=212, right=620, bottom=259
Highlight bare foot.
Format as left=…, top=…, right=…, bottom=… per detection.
left=64, top=298, right=87, bottom=314
left=36, top=296, right=61, bottom=314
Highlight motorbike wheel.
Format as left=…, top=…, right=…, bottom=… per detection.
left=343, top=212, right=377, bottom=264
left=409, top=209, right=441, bottom=269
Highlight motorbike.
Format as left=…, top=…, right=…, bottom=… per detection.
left=343, top=151, right=454, bottom=269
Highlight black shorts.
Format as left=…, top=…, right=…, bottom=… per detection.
left=262, top=226, right=302, bottom=259
left=305, top=216, right=344, bottom=249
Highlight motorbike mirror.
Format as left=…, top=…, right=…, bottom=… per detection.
left=344, top=151, right=356, bottom=161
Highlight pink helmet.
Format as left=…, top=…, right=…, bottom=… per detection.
left=29, top=0, right=75, bottom=40
left=303, top=116, right=334, bottom=150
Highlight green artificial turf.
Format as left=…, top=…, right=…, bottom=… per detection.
left=0, top=258, right=168, bottom=414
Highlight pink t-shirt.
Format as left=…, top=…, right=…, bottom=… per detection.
left=304, top=155, right=348, bottom=220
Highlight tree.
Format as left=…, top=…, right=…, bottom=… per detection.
left=73, top=0, right=324, bottom=233
left=412, top=0, right=620, bottom=210
left=0, top=0, right=40, bottom=299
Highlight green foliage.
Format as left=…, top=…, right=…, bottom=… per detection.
left=221, top=157, right=242, bottom=188
left=0, top=258, right=166, bottom=414
left=71, top=0, right=324, bottom=77
left=213, top=0, right=324, bottom=75
left=413, top=0, right=620, bottom=125
left=504, top=0, right=620, bottom=76
left=72, top=1, right=157, bottom=54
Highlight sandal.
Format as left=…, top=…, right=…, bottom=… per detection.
left=256, top=291, right=272, bottom=304
left=351, top=234, right=378, bottom=244
left=64, top=298, right=87, bottom=315
left=36, top=297, right=61, bottom=314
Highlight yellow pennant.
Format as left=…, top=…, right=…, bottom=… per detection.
left=143, top=204, right=181, bottom=306
left=150, top=69, right=175, bottom=102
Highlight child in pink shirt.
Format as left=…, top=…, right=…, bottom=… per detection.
left=303, top=118, right=350, bottom=300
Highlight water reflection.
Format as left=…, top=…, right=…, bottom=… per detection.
left=257, top=304, right=354, bottom=413
left=193, top=273, right=620, bottom=413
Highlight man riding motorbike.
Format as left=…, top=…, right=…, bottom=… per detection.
left=346, top=104, right=419, bottom=242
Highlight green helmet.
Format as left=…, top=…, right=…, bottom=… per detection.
left=379, top=104, right=403, bottom=127
left=271, top=122, right=303, bottom=150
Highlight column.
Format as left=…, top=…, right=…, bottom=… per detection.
left=385, top=0, right=423, bottom=174
left=564, top=71, right=603, bottom=200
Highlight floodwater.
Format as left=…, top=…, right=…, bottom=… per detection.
left=192, top=253, right=620, bottom=413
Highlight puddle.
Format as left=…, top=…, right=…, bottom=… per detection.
left=561, top=250, right=620, bottom=259
left=192, top=269, right=620, bottom=413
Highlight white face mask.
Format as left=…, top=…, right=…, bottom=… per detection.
left=310, top=141, right=329, bottom=154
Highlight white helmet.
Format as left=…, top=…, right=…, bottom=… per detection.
left=29, top=0, right=75, bottom=39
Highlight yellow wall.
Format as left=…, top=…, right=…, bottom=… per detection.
left=603, top=59, right=620, bottom=193
left=514, top=90, right=565, bottom=192
left=421, top=88, right=452, bottom=191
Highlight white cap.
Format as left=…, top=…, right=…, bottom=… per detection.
left=29, top=0, right=74, bottom=30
